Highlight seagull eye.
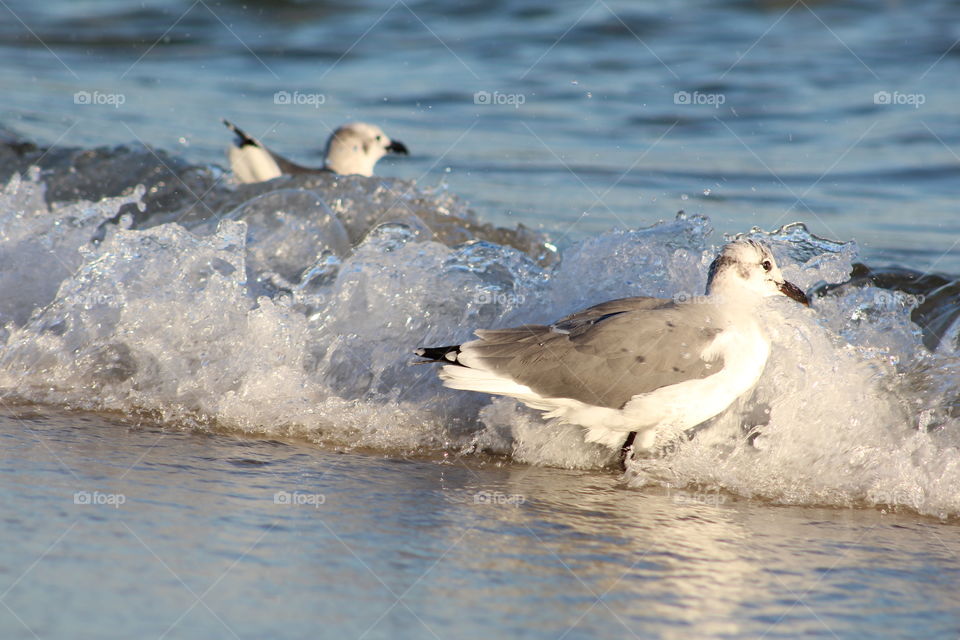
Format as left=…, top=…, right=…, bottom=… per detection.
left=376, top=135, right=382, bottom=142
left=761, top=260, right=773, bottom=272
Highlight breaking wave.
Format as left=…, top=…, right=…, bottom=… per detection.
left=1, top=141, right=959, bottom=518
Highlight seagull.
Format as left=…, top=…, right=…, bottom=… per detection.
left=222, top=119, right=409, bottom=183
left=415, top=240, right=810, bottom=465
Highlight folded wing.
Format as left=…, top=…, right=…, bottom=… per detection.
left=457, top=296, right=724, bottom=409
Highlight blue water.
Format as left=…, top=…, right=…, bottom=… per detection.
left=3, top=0, right=960, bottom=270
left=3, top=1, right=960, bottom=638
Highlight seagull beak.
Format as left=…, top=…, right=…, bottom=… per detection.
left=386, top=140, right=409, bottom=155
left=778, top=280, right=810, bottom=306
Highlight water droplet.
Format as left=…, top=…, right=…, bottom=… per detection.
left=364, top=222, right=421, bottom=252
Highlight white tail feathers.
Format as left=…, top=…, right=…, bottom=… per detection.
left=228, top=144, right=282, bottom=183
left=439, top=365, right=533, bottom=397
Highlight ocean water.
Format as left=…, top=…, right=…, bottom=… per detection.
left=5, top=406, right=960, bottom=640
left=2, top=0, right=960, bottom=638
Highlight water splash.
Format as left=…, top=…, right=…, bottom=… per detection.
left=0, top=168, right=958, bottom=516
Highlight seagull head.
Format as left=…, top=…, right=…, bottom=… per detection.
left=323, top=122, right=409, bottom=177
left=705, top=239, right=809, bottom=306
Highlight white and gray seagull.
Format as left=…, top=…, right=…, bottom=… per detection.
left=222, top=119, right=409, bottom=183
left=416, top=240, right=810, bottom=464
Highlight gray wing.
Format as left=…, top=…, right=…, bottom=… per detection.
left=267, top=150, right=331, bottom=176
left=465, top=296, right=724, bottom=409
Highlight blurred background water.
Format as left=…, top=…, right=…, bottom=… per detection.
left=2, top=0, right=959, bottom=270
left=3, top=1, right=960, bottom=638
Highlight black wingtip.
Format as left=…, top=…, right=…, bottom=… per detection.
left=414, top=345, right=463, bottom=365
left=222, top=119, right=258, bottom=148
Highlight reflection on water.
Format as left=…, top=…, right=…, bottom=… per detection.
left=2, top=407, right=959, bottom=639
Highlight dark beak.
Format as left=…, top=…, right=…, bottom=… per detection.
left=778, top=280, right=810, bottom=306
left=386, top=140, right=409, bottom=155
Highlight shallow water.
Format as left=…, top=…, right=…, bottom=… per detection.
left=2, top=0, right=960, bottom=637
left=4, top=406, right=960, bottom=640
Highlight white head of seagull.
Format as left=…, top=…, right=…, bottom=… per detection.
left=705, top=239, right=809, bottom=306
left=323, top=122, right=408, bottom=177
left=415, top=239, right=809, bottom=467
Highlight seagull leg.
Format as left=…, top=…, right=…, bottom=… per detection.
left=619, top=432, right=637, bottom=471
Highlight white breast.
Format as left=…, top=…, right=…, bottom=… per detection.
left=619, top=321, right=770, bottom=448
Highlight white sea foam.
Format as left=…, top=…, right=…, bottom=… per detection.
left=0, top=169, right=958, bottom=516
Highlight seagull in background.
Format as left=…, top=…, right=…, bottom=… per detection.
left=222, top=119, right=409, bottom=183
left=416, top=240, right=810, bottom=466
